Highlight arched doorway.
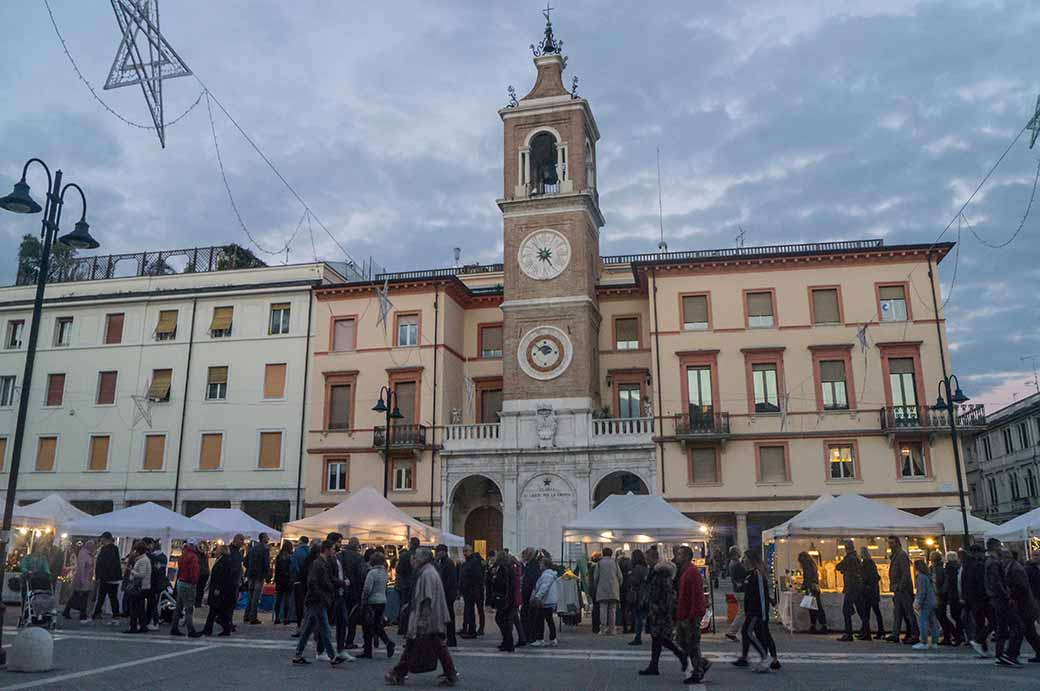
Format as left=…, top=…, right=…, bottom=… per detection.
left=451, top=475, right=503, bottom=555
left=593, top=471, right=649, bottom=507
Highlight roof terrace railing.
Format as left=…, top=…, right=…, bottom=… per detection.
left=601, top=239, right=884, bottom=267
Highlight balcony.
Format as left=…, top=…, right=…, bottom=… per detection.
left=442, top=423, right=502, bottom=451
left=672, top=410, right=731, bottom=444
left=373, top=424, right=428, bottom=450
left=880, top=404, right=987, bottom=436
left=590, top=417, right=654, bottom=446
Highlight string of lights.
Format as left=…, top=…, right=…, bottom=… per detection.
left=962, top=156, right=1040, bottom=250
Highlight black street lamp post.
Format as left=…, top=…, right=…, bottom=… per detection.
left=372, top=386, right=404, bottom=498
left=0, top=158, right=99, bottom=660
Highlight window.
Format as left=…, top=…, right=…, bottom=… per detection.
left=689, top=447, right=719, bottom=484
left=88, top=435, right=110, bottom=471
left=828, top=443, right=856, bottom=480
left=258, top=431, right=282, bottom=469
left=395, top=313, right=419, bottom=347
left=1027, top=468, right=1038, bottom=498
left=394, top=381, right=417, bottom=424
left=1002, top=428, right=1014, bottom=455
left=478, top=388, right=503, bottom=424
left=878, top=284, right=908, bottom=322
left=199, top=433, right=223, bottom=471
left=617, top=384, right=642, bottom=418
left=332, top=318, right=356, bottom=352
left=326, top=458, right=348, bottom=492
left=988, top=477, right=998, bottom=506
left=898, top=441, right=927, bottom=478
left=147, top=369, right=173, bottom=403
left=104, top=313, right=124, bottom=344
left=981, top=436, right=993, bottom=461
left=328, top=382, right=352, bottom=430
left=263, top=363, right=287, bottom=399
left=686, top=366, right=713, bottom=419
left=0, top=436, right=6, bottom=471
left=206, top=366, right=228, bottom=401
left=392, top=458, right=414, bottom=491
left=810, top=288, right=841, bottom=325
left=210, top=306, right=233, bottom=338
left=155, top=310, right=178, bottom=340
left=751, top=363, right=780, bottom=412
left=479, top=324, right=503, bottom=359
left=1018, top=422, right=1030, bottom=449
left=35, top=436, right=57, bottom=472
left=143, top=434, right=166, bottom=470
left=53, top=317, right=73, bottom=347
left=614, top=317, right=639, bottom=350
left=45, top=373, right=65, bottom=407
left=96, top=371, right=118, bottom=405
left=820, top=360, right=848, bottom=410
left=681, top=294, right=709, bottom=331
left=1010, top=472, right=1022, bottom=500
left=269, top=303, right=291, bottom=335
left=0, top=375, right=15, bottom=407
left=746, top=291, right=775, bottom=328
left=757, top=445, right=789, bottom=483
left=888, top=357, right=918, bottom=417
left=5, top=320, right=24, bottom=349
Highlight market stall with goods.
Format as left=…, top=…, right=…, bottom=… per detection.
left=984, top=505, right=1040, bottom=556
left=192, top=508, right=282, bottom=542
left=923, top=506, right=999, bottom=550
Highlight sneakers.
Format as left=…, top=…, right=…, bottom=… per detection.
left=725, top=633, right=738, bottom=642
left=637, top=667, right=659, bottom=676
left=731, top=658, right=749, bottom=667
left=529, top=640, right=544, bottom=647
left=970, top=641, right=990, bottom=658
left=769, top=658, right=781, bottom=670
left=315, top=653, right=331, bottom=662
left=752, top=660, right=770, bottom=674
left=292, top=656, right=310, bottom=665
left=387, top=641, right=396, bottom=658
left=547, top=639, right=558, bottom=647
left=911, top=643, right=930, bottom=650
left=330, top=654, right=350, bottom=666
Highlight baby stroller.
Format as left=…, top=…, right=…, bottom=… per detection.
left=20, top=572, right=57, bottom=631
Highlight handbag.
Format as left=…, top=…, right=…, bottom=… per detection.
left=799, top=594, right=818, bottom=610
left=406, top=636, right=440, bottom=674
left=125, top=576, right=143, bottom=597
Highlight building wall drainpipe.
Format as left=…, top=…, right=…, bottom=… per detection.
left=430, top=284, right=440, bottom=525
left=651, top=267, right=666, bottom=494
left=295, top=286, right=315, bottom=519
left=171, top=297, right=198, bottom=513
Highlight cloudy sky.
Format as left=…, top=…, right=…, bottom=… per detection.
left=1, top=1, right=1038, bottom=410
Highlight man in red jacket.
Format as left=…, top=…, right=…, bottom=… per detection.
left=675, top=547, right=710, bottom=684
left=171, top=541, right=203, bottom=638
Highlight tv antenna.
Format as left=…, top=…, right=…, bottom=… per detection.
left=656, top=147, right=667, bottom=253
left=736, top=225, right=747, bottom=248
left=1021, top=355, right=1040, bottom=394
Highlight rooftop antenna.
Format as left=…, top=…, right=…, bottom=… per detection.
left=736, top=225, right=747, bottom=248
left=452, top=247, right=461, bottom=267
left=656, top=147, right=667, bottom=253
left=1021, top=355, right=1040, bottom=394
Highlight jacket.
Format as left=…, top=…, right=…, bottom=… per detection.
left=132, top=553, right=152, bottom=593
left=290, top=544, right=310, bottom=581
left=861, top=556, right=881, bottom=598
left=646, top=560, right=677, bottom=637
left=676, top=561, right=706, bottom=624
left=407, top=562, right=451, bottom=639
left=511, top=561, right=524, bottom=608
left=1026, top=558, right=1040, bottom=601
left=836, top=552, right=863, bottom=593
left=728, top=559, right=747, bottom=593
left=889, top=548, right=913, bottom=596
left=942, top=561, right=960, bottom=603
left=961, top=551, right=987, bottom=604
left=148, top=549, right=168, bottom=591
left=801, top=559, right=820, bottom=594
left=459, top=553, right=485, bottom=599
left=228, top=545, right=244, bottom=588
left=362, top=565, right=389, bottom=605
left=395, top=549, right=414, bottom=593
left=984, top=554, right=1010, bottom=604
left=532, top=568, right=559, bottom=609
left=72, top=542, right=96, bottom=592
left=594, top=556, right=622, bottom=602
left=94, top=543, right=122, bottom=583
left=274, top=551, right=293, bottom=592
left=521, top=558, right=541, bottom=602
left=488, top=562, right=515, bottom=611
left=627, top=562, right=648, bottom=607
left=1006, top=559, right=1038, bottom=620
left=305, top=554, right=336, bottom=609
left=915, top=569, right=937, bottom=609
left=436, top=555, right=459, bottom=603
left=207, top=554, right=238, bottom=609
left=339, top=547, right=367, bottom=599
left=932, top=563, right=946, bottom=604
left=176, top=546, right=199, bottom=585
left=245, top=542, right=270, bottom=581
left=743, top=568, right=771, bottom=617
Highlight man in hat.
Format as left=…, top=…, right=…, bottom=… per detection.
left=171, top=540, right=203, bottom=637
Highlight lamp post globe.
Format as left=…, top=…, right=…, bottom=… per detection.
left=0, top=179, right=42, bottom=214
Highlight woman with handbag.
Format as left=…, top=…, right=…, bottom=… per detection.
left=797, top=551, right=828, bottom=634
left=123, top=542, right=151, bottom=634
left=530, top=556, right=559, bottom=647
left=359, top=551, right=395, bottom=659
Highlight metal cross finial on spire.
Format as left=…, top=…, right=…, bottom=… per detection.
left=531, top=2, right=563, bottom=57
left=543, top=2, right=554, bottom=22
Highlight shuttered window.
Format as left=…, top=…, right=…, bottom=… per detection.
left=210, top=306, right=233, bottom=337
left=147, top=369, right=172, bottom=402
left=479, top=389, right=503, bottom=424
left=479, top=325, right=503, bottom=358
left=820, top=360, right=848, bottom=410
left=143, top=434, right=166, bottom=470
left=690, top=448, right=718, bottom=484
left=333, top=318, right=356, bottom=352
left=615, top=318, right=639, bottom=350
left=746, top=292, right=775, bottom=327
left=46, top=373, right=65, bottom=406
left=263, top=363, right=287, bottom=399
left=0, top=436, right=7, bottom=471
left=199, top=433, right=223, bottom=470
left=104, top=313, right=124, bottom=344
left=89, top=435, right=110, bottom=471
left=328, top=384, right=352, bottom=430
left=811, top=288, right=841, bottom=324
left=155, top=310, right=178, bottom=340
left=258, top=431, right=282, bottom=469
left=758, top=445, right=788, bottom=483
left=394, top=381, right=417, bottom=425
left=681, top=295, right=709, bottom=330
left=36, top=437, right=57, bottom=472
left=97, top=371, right=118, bottom=405
left=206, top=366, right=228, bottom=400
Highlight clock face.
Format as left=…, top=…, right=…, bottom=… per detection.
left=517, top=326, right=573, bottom=381
left=518, top=229, right=571, bottom=280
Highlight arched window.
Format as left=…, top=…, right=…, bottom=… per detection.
left=529, top=131, right=559, bottom=195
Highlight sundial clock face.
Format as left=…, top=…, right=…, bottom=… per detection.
left=518, top=229, right=571, bottom=280
left=517, top=326, right=573, bottom=381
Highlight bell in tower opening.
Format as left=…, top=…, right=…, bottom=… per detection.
left=529, top=131, right=561, bottom=195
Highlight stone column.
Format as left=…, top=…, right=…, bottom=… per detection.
left=502, top=459, right=519, bottom=553
left=230, top=500, right=243, bottom=511
left=736, top=512, right=749, bottom=553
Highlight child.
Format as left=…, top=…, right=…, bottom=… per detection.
left=912, top=559, right=940, bottom=650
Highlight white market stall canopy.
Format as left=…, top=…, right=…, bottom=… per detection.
left=1, top=494, right=91, bottom=529
left=985, top=505, right=1040, bottom=543
left=282, top=487, right=463, bottom=546
left=924, top=506, right=999, bottom=538
left=64, top=502, right=225, bottom=542
left=763, top=493, right=943, bottom=541
left=562, top=493, right=709, bottom=544
left=193, top=508, right=282, bottom=542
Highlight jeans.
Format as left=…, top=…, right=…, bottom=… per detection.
left=331, top=594, right=349, bottom=651
left=273, top=589, right=291, bottom=623
left=806, top=590, right=827, bottom=630
left=391, top=634, right=456, bottom=681
left=892, top=592, right=919, bottom=638
left=648, top=633, right=684, bottom=670
left=917, top=606, right=940, bottom=645
left=496, top=607, right=515, bottom=651
left=293, top=580, right=306, bottom=626
left=599, top=601, right=618, bottom=633
left=675, top=619, right=706, bottom=676
left=993, top=605, right=1024, bottom=660
left=536, top=607, right=556, bottom=641
left=462, top=593, right=485, bottom=635
left=63, top=589, right=91, bottom=619
left=633, top=606, right=647, bottom=641
left=841, top=588, right=862, bottom=635
left=741, top=614, right=767, bottom=661
left=93, top=582, right=120, bottom=618
left=172, top=582, right=197, bottom=634
left=512, top=606, right=527, bottom=644
left=363, top=603, right=392, bottom=654
left=296, top=605, right=336, bottom=658
left=970, top=601, right=991, bottom=649
left=128, top=592, right=147, bottom=632
left=145, top=590, right=159, bottom=626
left=203, top=603, right=232, bottom=635
left=244, top=577, right=264, bottom=622
left=861, top=592, right=883, bottom=634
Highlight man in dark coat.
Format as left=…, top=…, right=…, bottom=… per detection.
left=195, top=541, right=211, bottom=608
left=292, top=541, right=347, bottom=665
left=338, top=537, right=367, bottom=649
left=244, top=533, right=270, bottom=625
left=962, top=543, right=991, bottom=657
left=459, top=546, right=485, bottom=638
left=939, top=551, right=963, bottom=645
left=435, top=544, right=460, bottom=647
left=202, top=545, right=238, bottom=636
left=396, top=537, right=420, bottom=633
left=92, top=532, right=122, bottom=620
left=1006, top=548, right=1040, bottom=663
left=985, top=539, right=1017, bottom=665
left=885, top=536, right=919, bottom=644
left=520, top=548, right=540, bottom=641
left=835, top=541, right=865, bottom=641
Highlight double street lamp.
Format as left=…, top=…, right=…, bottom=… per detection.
left=372, top=386, right=404, bottom=498
left=0, top=158, right=99, bottom=660
left=935, top=373, right=972, bottom=544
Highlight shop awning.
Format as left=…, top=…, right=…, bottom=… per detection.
left=762, top=493, right=942, bottom=541
left=984, top=505, right=1040, bottom=543
left=562, top=492, right=709, bottom=544
left=193, top=508, right=281, bottom=542
left=0, top=493, right=91, bottom=529
left=64, top=502, right=225, bottom=542
left=924, top=506, right=999, bottom=538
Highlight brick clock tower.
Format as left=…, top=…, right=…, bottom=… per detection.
left=498, top=15, right=604, bottom=414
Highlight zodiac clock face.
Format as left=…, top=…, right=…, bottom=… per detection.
left=518, top=229, right=571, bottom=280
left=518, top=326, right=573, bottom=381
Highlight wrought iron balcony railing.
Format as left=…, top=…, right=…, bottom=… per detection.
left=673, top=410, right=731, bottom=438
left=879, top=404, right=986, bottom=432
left=373, top=424, right=428, bottom=449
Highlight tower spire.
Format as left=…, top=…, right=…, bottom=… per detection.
left=531, top=2, right=563, bottom=57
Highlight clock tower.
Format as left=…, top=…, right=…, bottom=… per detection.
left=498, top=13, right=604, bottom=412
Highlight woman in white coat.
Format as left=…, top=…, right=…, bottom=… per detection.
left=530, top=556, right=560, bottom=647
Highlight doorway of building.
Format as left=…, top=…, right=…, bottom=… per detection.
left=452, top=475, right=503, bottom=555
left=593, top=471, right=649, bottom=507
left=464, top=506, right=504, bottom=555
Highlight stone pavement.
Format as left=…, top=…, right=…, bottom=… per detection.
left=0, top=611, right=1038, bottom=690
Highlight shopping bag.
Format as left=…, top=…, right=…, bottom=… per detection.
left=406, top=636, right=440, bottom=674
left=799, top=595, right=818, bottom=610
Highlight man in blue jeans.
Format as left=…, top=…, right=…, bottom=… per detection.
left=292, top=540, right=351, bottom=666
left=244, top=533, right=270, bottom=625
